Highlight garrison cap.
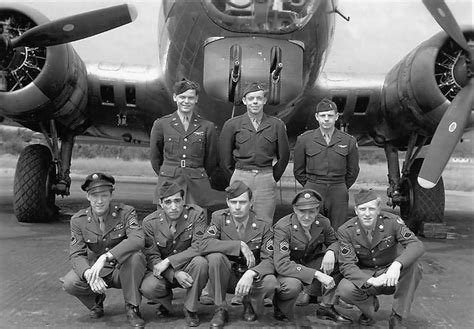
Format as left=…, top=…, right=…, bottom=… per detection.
left=354, top=189, right=379, bottom=206
left=225, top=180, right=251, bottom=200
left=173, top=79, right=200, bottom=95
left=315, top=98, right=338, bottom=113
left=159, top=181, right=184, bottom=200
left=81, top=172, right=115, bottom=193
left=242, top=82, right=266, bottom=98
left=292, top=189, right=323, bottom=210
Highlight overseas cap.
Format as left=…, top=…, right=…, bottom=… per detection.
left=292, top=189, right=323, bottom=210
left=225, top=180, right=251, bottom=199
left=315, top=98, right=338, bottom=113
left=159, top=181, right=184, bottom=200
left=242, top=82, right=266, bottom=98
left=173, top=79, right=200, bottom=95
left=354, top=189, right=379, bottom=206
left=81, top=172, right=115, bottom=193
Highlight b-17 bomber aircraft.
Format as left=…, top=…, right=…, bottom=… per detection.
left=0, top=0, right=472, bottom=235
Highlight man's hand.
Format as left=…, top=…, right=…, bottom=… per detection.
left=153, top=258, right=171, bottom=279
left=314, top=271, right=335, bottom=290
left=320, top=250, right=335, bottom=274
left=88, top=255, right=107, bottom=283
left=367, top=273, right=388, bottom=287
left=240, top=241, right=255, bottom=268
left=89, top=276, right=108, bottom=294
left=174, top=271, right=194, bottom=289
left=235, top=270, right=256, bottom=296
left=385, top=261, right=402, bottom=286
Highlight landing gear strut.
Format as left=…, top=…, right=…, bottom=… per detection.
left=384, top=133, right=445, bottom=234
left=13, top=120, right=75, bottom=223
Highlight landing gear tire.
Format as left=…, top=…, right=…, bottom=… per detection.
left=399, top=158, right=445, bottom=233
left=13, top=144, right=58, bottom=223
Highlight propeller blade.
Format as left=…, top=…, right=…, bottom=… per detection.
left=422, top=0, right=470, bottom=54
left=418, top=79, right=474, bottom=188
left=10, top=4, right=137, bottom=49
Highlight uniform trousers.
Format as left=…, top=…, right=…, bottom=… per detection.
left=337, top=261, right=422, bottom=318
left=304, top=181, right=348, bottom=230
left=62, top=252, right=146, bottom=309
left=206, top=253, right=278, bottom=315
left=275, top=256, right=341, bottom=317
left=231, top=169, right=276, bottom=225
left=140, top=256, right=208, bottom=312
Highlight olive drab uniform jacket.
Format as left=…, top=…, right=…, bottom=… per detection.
left=150, top=111, right=218, bottom=205
left=273, top=213, right=338, bottom=284
left=219, top=113, right=290, bottom=182
left=142, top=204, right=207, bottom=276
left=293, top=128, right=359, bottom=187
left=69, top=203, right=145, bottom=279
left=200, top=209, right=275, bottom=278
left=337, top=211, right=425, bottom=288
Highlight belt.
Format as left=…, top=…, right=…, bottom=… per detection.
left=236, top=167, right=272, bottom=174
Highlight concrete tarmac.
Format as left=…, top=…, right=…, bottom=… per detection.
left=0, top=174, right=473, bottom=328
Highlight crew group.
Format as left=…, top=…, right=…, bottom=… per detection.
left=62, top=80, right=425, bottom=329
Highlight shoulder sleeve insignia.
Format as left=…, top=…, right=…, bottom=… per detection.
left=396, top=217, right=405, bottom=225
left=128, top=213, right=139, bottom=228
left=340, top=242, right=351, bottom=256
left=279, top=241, right=290, bottom=254
left=206, top=224, right=217, bottom=236
left=401, top=227, right=413, bottom=239
left=266, top=239, right=274, bottom=252
left=70, top=234, right=78, bottom=246
left=296, top=266, right=302, bottom=271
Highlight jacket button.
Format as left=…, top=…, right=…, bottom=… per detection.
left=372, top=258, right=376, bottom=261
left=182, top=154, right=186, bottom=158
left=103, top=238, right=106, bottom=241
left=105, top=248, right=109, bottom=251
left=184, top=138, right=187, bottom=142
left=87, top=239, right=90, bottom=242
left=183, top=146, right=187, bottom=149
left=173, top=241, right=176, bottom=244
left=173, top=250, right=177, bottom=253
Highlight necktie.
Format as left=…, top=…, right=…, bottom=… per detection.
left=170, top=221, right=177, bottom=235
left=252, top=118, right=259, bottom=131
left=237, top=223, right=245, bottom=240
left=367, top=230, right=373, bottom=243
left=183, top=116, right=189, bottom=131
left=98, top=216, right=105, bottom=233
left=303, top=228, right=312, bottom=241
left=324, top=134, right=331, bottom=144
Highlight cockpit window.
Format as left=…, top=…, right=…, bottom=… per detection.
left=201, top=0, right=319, bottom=34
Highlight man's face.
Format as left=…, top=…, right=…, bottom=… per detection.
left=87, top=190, right=113, bottom=216
left=355, top=199, right=381, bottom=229
left=242, top=90, right=266, bottom=116
left=315, top=110, right=338, bottom=130
left=227, top=192, right=252, bottom=221
left=293, top=205, right=320, bottom=229
left=161, top=191, right=184, bottom=220
left=173, top=89, right=198, bottom=115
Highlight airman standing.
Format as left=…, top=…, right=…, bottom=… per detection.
left=219, top=82, right=290, bottom=224
left=150, top=79, right=219, bottom=207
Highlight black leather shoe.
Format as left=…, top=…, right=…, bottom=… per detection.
left=295, top=291, right=310, bottom=306
left=156, top=303, right=171, bottom=318
left=274, top=306, right=290, bottom=322
left=209, top=307, right=228, bottom=328
left=242, top=299, right=257, bottom=321
left=359, top=313, right=375, bottom=326
left=183, top=307, right=200, bottom=327
left=89, top=294, right=106, bottom=318
left=125, top=304, right=145, bottom=328
left=316, top=305, right=352, bottom=323
left=389, top=311, right=404, bottom=329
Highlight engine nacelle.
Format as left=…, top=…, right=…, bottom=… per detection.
left=0, top=6, right=89, bottom=134
left=377, top=29, right=473, bottom=145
